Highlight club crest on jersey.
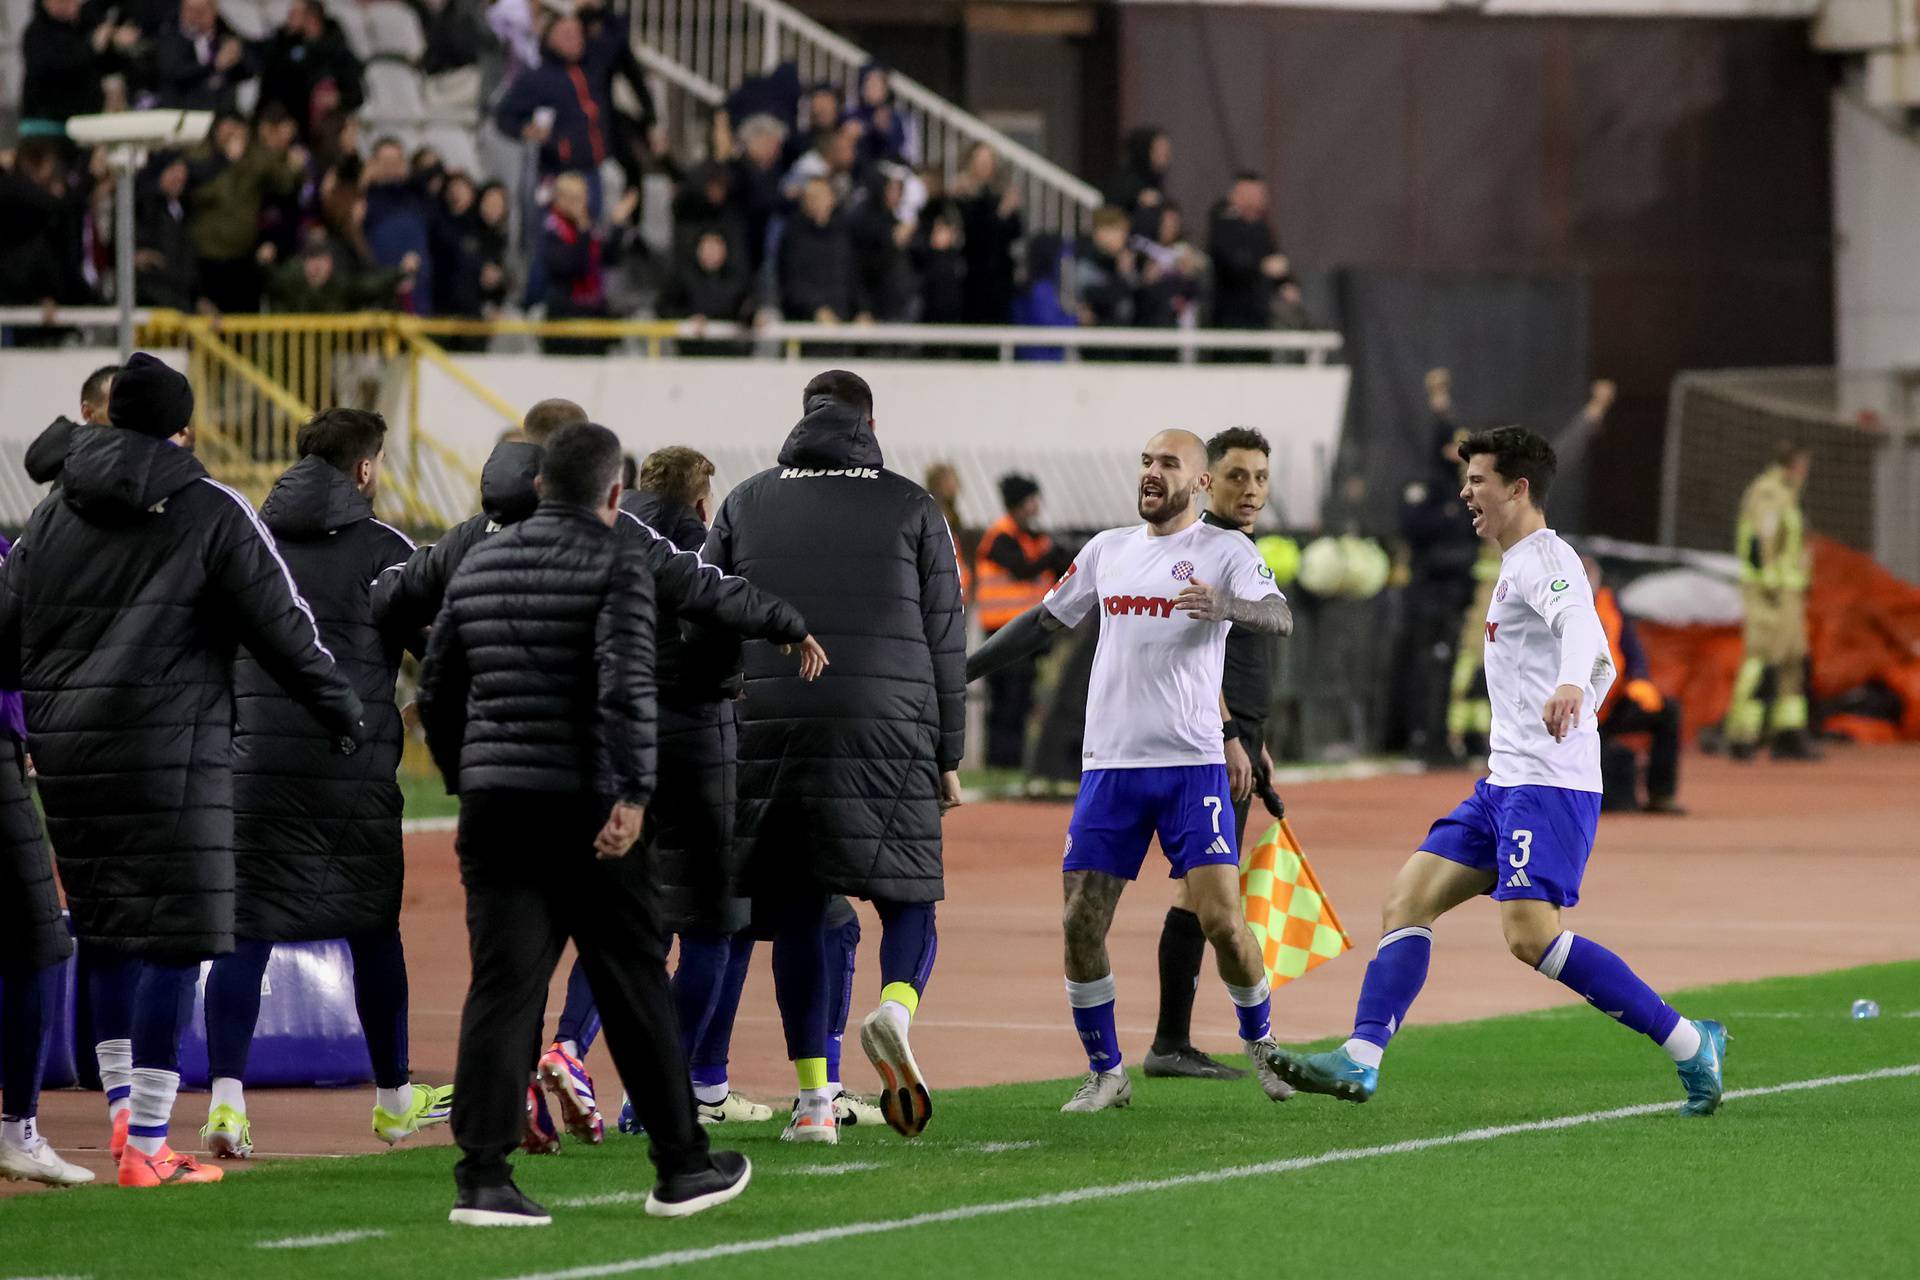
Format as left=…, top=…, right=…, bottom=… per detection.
left=1494, top=579, right=1509, bottom=603
left=1045, top=561, right=1077, bottom=599
left=1171, top=561, right=1196, bottom=581
left=1550, top=578, right=1570, bottom=593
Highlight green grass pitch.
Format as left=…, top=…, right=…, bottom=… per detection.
left=5, top=961, right=1917, bottom=1279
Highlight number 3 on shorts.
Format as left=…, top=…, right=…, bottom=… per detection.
left=1203, top=796, right=1224, bottom=834
left=1509, top=828, right=1533, bottom=869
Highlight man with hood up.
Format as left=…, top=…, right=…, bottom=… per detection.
left=700, top=369, right=965, bottom=1146
left=0, top=352, right=364, bottom=1189
left=199, top=408, right=452, bottom=1162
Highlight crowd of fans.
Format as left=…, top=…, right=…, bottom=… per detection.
left=2, top=0, right=1314, bottom=343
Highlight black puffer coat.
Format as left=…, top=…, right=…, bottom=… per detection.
left=0, top=429, right=363, bottom=961
left=24, top=416, right=80, bottom=487
left=233, top=457, right=417, bottom=942
left=417, top=503, right=657, bottom=804
left=622, top=489, right=806, bottom=935
left=703, top=398, right=965, bottom=905
left=372, top=439, right=542, bottom=636
left=0, top=535, right=67, bottom=977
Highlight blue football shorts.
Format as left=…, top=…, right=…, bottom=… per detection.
left=1420, top=778, right=1600, bottom=908
left=1063, top=764, right=1239, bottom=881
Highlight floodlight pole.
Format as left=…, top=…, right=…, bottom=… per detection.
left=114, top=143, right=140, bottom=358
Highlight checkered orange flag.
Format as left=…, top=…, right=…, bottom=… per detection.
left=1239, top=819, right=1351, bottom=987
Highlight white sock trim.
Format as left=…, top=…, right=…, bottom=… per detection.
left=1065, top=974, right=1118, bottom=1009
left=210, top=1077, right=246, bottom=1113
left=1342, top=1038, right=1385, bottom=1069
left=1662, top=1018, right=1703, bottom=1063
left=693, top=1082, right=729, bottom=1106
left=1536, top=930, right=1576, bottom=981
left=96, top=1038, right=133, bottom=1094
left=1377, top=926, right=1434, bottom=954
left=1225, top=979, right=1271, bottom=1009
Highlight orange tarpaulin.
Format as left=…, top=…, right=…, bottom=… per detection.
left=1633, top=536, right=1920, bottom=743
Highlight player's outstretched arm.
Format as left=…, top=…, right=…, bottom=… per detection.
left=964, top=604, right=1066, bottom=683
left=1175, top=577, right=1293, bottom=635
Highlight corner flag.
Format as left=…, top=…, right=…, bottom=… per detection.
left=1239, top=819, right=1351, bottom=987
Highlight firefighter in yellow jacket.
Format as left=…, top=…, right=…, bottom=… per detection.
left=974, top=474, right=1071, bottom=768
left=1724, top=441, right=1815, bottom=760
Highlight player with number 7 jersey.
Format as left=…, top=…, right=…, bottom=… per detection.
left=964, top=430, right=1296, bottom=1113
left=1261, top=427, right=1729, bottom=1117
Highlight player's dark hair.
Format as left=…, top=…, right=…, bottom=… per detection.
left=81, top=364, right=121, bottom=412
left=540, top=421, right=624, bottom=508
left=1206, top=426, right=1270, bottom=466
left=803, top=369, right=873, bottom=418
left=1460, top=426, right=1556, bottom=511
left=297, top=407, right=388, bottom=472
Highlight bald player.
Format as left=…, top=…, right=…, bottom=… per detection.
left=966, top=430, right=1294, bottom=1113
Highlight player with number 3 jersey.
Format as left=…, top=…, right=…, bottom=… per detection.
left=965, top=429, right=1296, bottom=1113
left=1262, top=427, right=1728, bottom=1115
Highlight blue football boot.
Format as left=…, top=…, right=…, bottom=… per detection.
left=1265, top=1044, right=1377, bottom=1103
left=1675, top=1019, right=1728, bottom=1117
left=617, top=1093, right=645, bottom=1135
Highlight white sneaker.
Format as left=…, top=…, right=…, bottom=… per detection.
left=1246, top=1037, right=1296, bottom=1102
left=832, top=1091, right=885, bottom=1127
left=779, top=1095, right=838, bottom=1144
left=1060, top=1069, right=1133, bottom=1113
left=0, top=1135, right=96, bottom=1186
left=697, top=1093, right=775, bottom=1125
left=859, top=1006, right=932, bottom=1137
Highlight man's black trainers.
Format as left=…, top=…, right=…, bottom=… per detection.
left=645, top=1151, right=752, bottom=1219
left=450, top=1180, right=552, bottom=1227
left=1142, top=1044, right=1248, bottom=1081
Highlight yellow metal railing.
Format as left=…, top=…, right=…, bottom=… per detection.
left=139, top=312, right=489, bottom=529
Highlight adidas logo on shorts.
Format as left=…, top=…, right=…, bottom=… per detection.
left=1505, top=867, right=1532, bottom=889
left=1206, top=835, right=1232, bottom=858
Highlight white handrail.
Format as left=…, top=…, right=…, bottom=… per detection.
left=629, top=0, right=1102, bottom=236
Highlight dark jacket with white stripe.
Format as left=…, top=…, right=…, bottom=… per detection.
left=233, top=456, right=418, bottom=942
left=0, top=428, right=363, bottom=961
left=703, top=398, right=965, bottom=905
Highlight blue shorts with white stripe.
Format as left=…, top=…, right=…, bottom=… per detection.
left=1064, top=764, right=1240, bottom=881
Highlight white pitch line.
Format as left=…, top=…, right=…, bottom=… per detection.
left=499, top=1063, right=1920, bottom=1280
left=256, top=1229, right=389, bottom=1250
left=964, top=1141, right=1041, bottom=1154
left=401, top=816, right=459, bottom=834
left=789, top=1161, right=882, bottom=1176
left=553, top=1191, right=651, bottom=1208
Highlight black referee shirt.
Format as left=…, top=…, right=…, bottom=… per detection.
left=1202, top=510, right=1274, bottom=728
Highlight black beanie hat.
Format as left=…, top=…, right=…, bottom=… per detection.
left=1000, top=472, right=1040, bottom=511
left=109, top=351, right=195, bottom=439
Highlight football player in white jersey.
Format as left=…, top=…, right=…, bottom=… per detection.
left=967, top=430, right=1296, bottom=1113
left=1263, top=427, right=1727, bottom=1115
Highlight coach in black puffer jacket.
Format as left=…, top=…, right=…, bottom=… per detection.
left=233, top=450, right=417, bottom=941
left=702, top=380, right=965, bottom=906
left=372, top=436, right=541, bottom=636
left=0, top=539, right=67, bottom=980
left=623, top=480, right=806, bottom=934
left=0, top=360, right=364, bottom=962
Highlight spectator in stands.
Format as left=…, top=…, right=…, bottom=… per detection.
left=257, top=0, right=365, bottom=141
left=0, top=142, right=76, bottom=312
left=542, top=171, right=638, bottom=355
left=475, top=181, right=513, bottom=304
left=671, top=163, right=748, bottom=271
left=1132, top=202, right=1205, bottom=331
left=313, top=160, right=379, bottom=275
left=1105, top=126, right=1171, bottom=231
left=363, top=137, right=437, bottom=313
left=311, top=109, right=363, bottom=177
left=495, top=10, right=624, bottom=212
left=778, top=177, right=856, bottom=325
left=784, top=83, right=843, bottom=169
left=487, top=0, right=548, bottom=76
left=1207, top=172, right=1294, bottom=333
left=151, top=0, right=258, bottom=113
left=187, top=112, right=306, bottom=314
left=728, top=114, right=790, bottom=273
left=267, top=242, right=416, bottom=313
left=1074, top=206, right=1139, bottom=329
left=850, top=168, right=918, bottom=322
left=252, top=104, right=309, bottom=268
left=853, top=63, right=912, bottom=166
left=21, top=0, right=135, bottom=128
left=658, top=229, right=755, bottom=355
left=783, top=120, right=863, bottom=203
left=134, top=153, right=197, bottom=310
left=573, top=0, right=662, bottom=199
left=956, top=142, right=1022, bottom=325
left=431, top=173, right=508, bottom=337
left=912, top=211, right=966, bottom=326
left=408, top=0, right=491, bottom=77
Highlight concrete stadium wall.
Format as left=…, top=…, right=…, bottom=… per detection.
left=418, top=356, right=1352, bottom=531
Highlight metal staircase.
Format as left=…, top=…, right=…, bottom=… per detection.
left=625, top=0, right=1102, bottom=237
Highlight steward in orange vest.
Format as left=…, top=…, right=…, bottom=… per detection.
left=1588, top=566, right=1684, bottom=814
left=974, top=475, right=1071, bottom=768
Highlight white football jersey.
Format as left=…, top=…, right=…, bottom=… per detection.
left=1043, top=519, right=1283, bottom=769
left=1483, top=528, right=1614, bottom=792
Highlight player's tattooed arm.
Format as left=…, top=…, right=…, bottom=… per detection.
left=1176, top=577, right=1294, bottom=636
